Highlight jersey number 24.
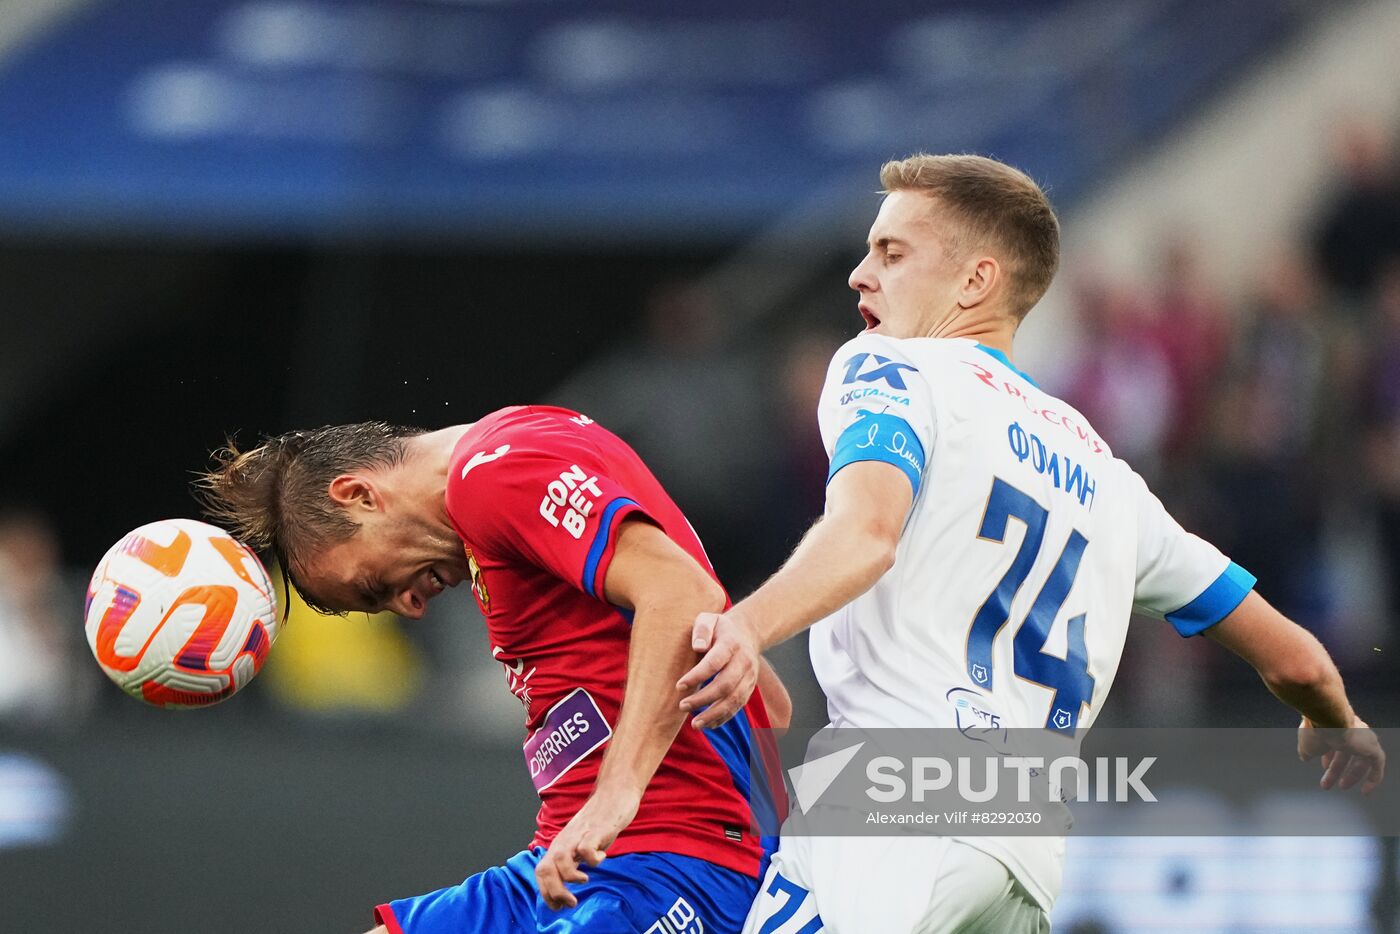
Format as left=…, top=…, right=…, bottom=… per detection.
left=966, top=477, right=1094, bottom=735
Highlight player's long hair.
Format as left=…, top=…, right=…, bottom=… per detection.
left=193, top=422, right=422, bottom=612
left=880, top=153, right=1060, bottom=319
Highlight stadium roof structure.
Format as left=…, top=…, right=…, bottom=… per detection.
left=0, top=0, right=1320, bottom=241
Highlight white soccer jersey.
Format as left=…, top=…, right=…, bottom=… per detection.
left=808, top=332, right=1254, bottom=911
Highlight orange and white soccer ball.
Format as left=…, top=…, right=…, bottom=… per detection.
left=84, top=518, right=279, bottom=709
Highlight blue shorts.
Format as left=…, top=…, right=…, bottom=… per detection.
left=374, top=847, right=759, bottom=934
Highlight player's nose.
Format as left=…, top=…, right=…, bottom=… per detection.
left=849, top=253, right=876, bottom=292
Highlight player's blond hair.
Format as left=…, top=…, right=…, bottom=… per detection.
left=194, top=422, right=422, bottom=613
left=880, top=153, right=1059, bottom=320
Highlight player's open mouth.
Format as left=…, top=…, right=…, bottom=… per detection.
left=427, top=564, right=462, bottom=592
left=859, top=305, right=880, bottom=330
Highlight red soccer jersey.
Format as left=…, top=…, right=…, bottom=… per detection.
left=444, top=405, right=774, bottom=877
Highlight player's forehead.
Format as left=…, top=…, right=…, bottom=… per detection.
left=865, top=190, right=943, bottom=247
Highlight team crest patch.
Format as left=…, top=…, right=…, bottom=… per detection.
left=465, top=546, right=490, bottom=613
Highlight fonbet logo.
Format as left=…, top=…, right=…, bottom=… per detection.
left=538, top=464, right=601, bottom=539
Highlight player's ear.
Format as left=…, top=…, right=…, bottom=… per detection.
left=328, top=474, right=379, bottom=512
left=958, top=255, right=1000, bottom=309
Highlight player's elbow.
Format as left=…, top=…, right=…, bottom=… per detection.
left=876, top=537, right=899, bottom=575
left=605, top=519, right=726, bottom=614
left=691, top=571, right=728, bottom=615
left=1210, top=594, right=1341, bottom=705
left=1255, top=633, right=1338, bottom=700
left=857, top=521, right=900, bottom=578
left=646, top=560, right=726, bottom=616
left=1261, top=654, right=1334, bottom=698
left=761, top=675, right=793, bottom=731
left=822, top=513, right=899, bottom=579
left=824, top=462, right=911, bottom=575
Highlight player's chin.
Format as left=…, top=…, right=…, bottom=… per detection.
left=438, top=563, right=467, bottom=589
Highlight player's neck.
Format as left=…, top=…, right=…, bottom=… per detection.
left=409, top=425, right=476, bottom=522
left=412, top=423, right=473, bottom=463
left=921, top=309, right=1017, bottom=361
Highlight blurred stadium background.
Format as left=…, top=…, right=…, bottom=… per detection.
left=1, top=0, right=1399, bottom=930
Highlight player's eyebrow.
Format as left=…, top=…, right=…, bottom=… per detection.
left=869, top=236, right=909, bottom=251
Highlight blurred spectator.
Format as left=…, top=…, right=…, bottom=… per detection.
left=0, top=752, right=73, bottom=850
left=1060, top=274, right=1176, bottom=481
left=552, top=279, right=775, bottom=588
left=1312, top=119, right=1400, bottom=299
left=1362, top=256, right=1400, bottom=623
left=1196, top=250, right=1334, bottom=630
left=1145, top=236, right=1232, bottom=462
left=0, top=511, right=93, bottom=725
left=747, top=328, right=844, bottom=723
left=1233, top=248, right=1332, bottom=455
left=765, top=329, right=841, bottom=545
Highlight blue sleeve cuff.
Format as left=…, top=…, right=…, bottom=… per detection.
left=581, top=497, right=641, bottom=598
left=1165, top=561, right=1256, bottom=637
left=827, top=410, right=925, bottom=496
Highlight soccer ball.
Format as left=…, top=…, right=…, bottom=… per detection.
left=84, top=518, right=279, bottom=709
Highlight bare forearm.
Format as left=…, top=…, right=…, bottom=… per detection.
left=1260, top=639, right=1353, bottom=728
left=739, top=516, right=895, bottom=651
left=1272, top=680, right=1352, bottom=728
left=1206, top=591, right=1354, bottom=728
left=678, top=464, right=910, bottom=729
left=757, top=657, right=792, bottom=730
left=595, top=587, right=724, bottom=796
left=537, top=520, right=734, bottom=910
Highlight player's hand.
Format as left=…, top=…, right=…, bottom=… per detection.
left=1298, top=715, right=1385, bottom=795
left=536, top=787, right=640, bottom=911
left=677, top=608, right=761, bottom=729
